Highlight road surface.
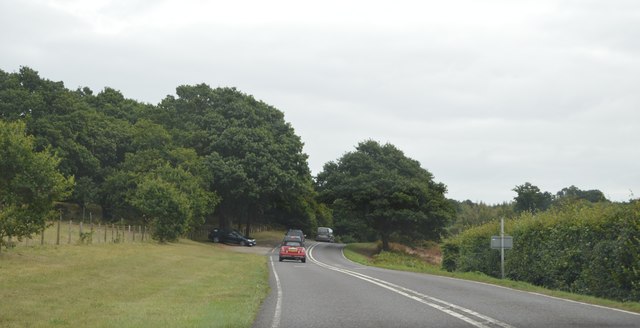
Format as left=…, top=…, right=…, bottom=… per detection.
left=253, top=242, right=639, bottom=328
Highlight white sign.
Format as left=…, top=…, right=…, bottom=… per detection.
left=490, top=236, right=513, bottom=249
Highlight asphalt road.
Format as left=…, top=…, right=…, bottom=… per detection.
left=252, top=242, right=640, bottom=328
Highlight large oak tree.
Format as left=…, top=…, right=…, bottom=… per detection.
left=156, top=85, right=320, bottom=235
left=316, top=140, right=453, bottom=250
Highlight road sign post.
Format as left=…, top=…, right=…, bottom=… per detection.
left=490, top=218, right=512, bottom=279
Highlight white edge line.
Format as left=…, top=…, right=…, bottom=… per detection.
left=339, top=246, right=640, bottom=317
left=269, top=248, right=282, bottom=328
left=309, top=244, right=495, bottom=328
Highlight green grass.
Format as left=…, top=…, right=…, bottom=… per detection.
left=0, top=240, right=269, bottom=328
left=252, top=230, right=286, bottom=247
left=344, top=242, right=640, bottom=314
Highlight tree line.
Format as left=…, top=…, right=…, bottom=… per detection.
left=3, top=66, right=628, bottom=257
left=0, top=67, right=331, bottom=243
left=1, top=67, right=453, bottom=247
left=448, top=182, right=612, bottom=234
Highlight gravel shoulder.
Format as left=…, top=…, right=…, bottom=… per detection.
left=218, top=243, right=275, bottom=255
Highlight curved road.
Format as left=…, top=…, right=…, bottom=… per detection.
left=253, top=242, right=639, bottom=328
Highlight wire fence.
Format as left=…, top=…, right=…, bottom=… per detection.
left=3, top=221, right=274, bottom=250
left=2, top=220, right=150, bottom=249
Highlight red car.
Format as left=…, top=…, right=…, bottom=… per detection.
left=279, top=240, right=306, bottom=263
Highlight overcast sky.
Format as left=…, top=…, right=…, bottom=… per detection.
left=1, top=0, right=638, bottom=204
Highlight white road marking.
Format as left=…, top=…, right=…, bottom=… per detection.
left=269, top=251, right=283, bottom=328
left=339, top=247, right=640, bottom=318
left=526, top=292, right=640, bottom=316
left=308, top=244, right=516, bottom=328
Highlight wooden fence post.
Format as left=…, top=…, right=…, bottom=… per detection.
left=56, top=215, right=61, bottom=245
left=90, top=213, right=94, bottom=244
left=68, top=220, right=72, bottom=244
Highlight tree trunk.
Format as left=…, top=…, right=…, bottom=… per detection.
left=218, top=214, right=225, bottom=229
left=245, top=215, right=251, bottom=237
left=381, top=232, right=390, bottom=251
left=245, top=204, right=255, bottom=237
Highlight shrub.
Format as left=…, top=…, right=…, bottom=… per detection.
left=442, top=201, right=640, bottom=301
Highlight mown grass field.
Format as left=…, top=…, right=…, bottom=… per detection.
left=343, top=243, right=640, bottom=314
left=0, top=237, right=270, bottom=328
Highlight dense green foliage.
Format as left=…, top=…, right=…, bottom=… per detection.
left=316, top=140, right=453, bottom=250
left=555, top=185, right=607, bottom=203
left=442, top=200, right=640, bottom=302
left=0, top=120, right=73, bottom=246
left=448, top=200, right=515, bottom=235
left=0, top=67, right=320, bottom=242
left=448, top=184, right=609, bottom=235
left=513, top=182, right=554, bottom=213
left=151, top=84, right=325, bottom=235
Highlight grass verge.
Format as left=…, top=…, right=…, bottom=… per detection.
left=252, top=230, right=286, bottom=248
left=344, top=242, right=640, bottom=314
left=0, top=240, right=269, bottom=328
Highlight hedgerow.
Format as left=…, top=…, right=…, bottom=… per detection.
left=442, top=200, right=640, bottom=301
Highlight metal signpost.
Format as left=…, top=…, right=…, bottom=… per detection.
left=490, top=217, right=512, bottom=279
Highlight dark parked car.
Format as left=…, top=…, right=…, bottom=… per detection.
left=285, top=229, right=305, bottom=242
left=208, top=228, right=256, bottom=247
left=315, top=227, right=335, bottom=242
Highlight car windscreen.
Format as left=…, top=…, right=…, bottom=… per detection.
left=284, top=241, right=301, bottom=247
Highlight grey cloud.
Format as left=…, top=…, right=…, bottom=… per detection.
left=1, top=0, right=638, bottom=203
